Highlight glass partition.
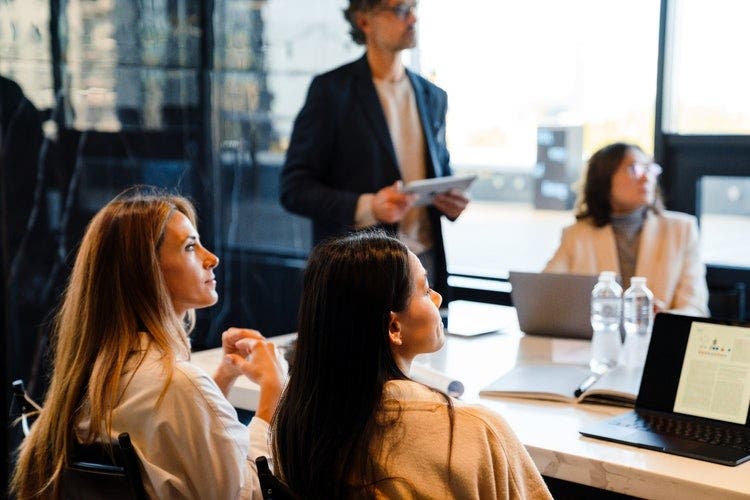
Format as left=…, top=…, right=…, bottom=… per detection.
left=0, top=0, right=54, bottom=109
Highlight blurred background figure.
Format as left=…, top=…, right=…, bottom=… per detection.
left=544, top=142, right=708, bottom=316
left=1, top=74, right=57, bottom=398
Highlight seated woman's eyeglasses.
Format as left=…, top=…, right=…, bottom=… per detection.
left=628, top=163, right=663, bottom=178
left=380, top=2, right=417, bottom=20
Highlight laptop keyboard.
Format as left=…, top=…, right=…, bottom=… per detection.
left=614, top=411, right=750, bottom=452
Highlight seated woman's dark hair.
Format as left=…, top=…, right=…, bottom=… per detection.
left=272, top=231, right=415, bottom=498
left=575, top=142, right=664, bottom=227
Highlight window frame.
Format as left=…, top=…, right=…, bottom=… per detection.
left=654, top=0, right=750, bottom=318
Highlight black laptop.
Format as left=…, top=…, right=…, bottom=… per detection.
left=579, top=313, right=750, bottom=466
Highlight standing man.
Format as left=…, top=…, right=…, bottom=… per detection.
left=280, top=0, right=469, bottom=298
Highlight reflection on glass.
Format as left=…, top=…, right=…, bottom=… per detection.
left=212, top=69, right=310, bottom=254
left=214, top=71, right=277, bottom=154
left=213, top=0, right=265, bottom=71
left=78, top=156, right=193, bottom=213
left=214, top=0, right=360, bottom=144
left=61, top=0, right=201, bottom=131
left=63, top=64, right=199, bottom=131
left=699, top=176, right=750, bottom=267
left=211, top=0, right=360, bottom=255
left=0, top=0, right=54, bottom=109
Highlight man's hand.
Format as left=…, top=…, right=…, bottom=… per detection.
left=372, top=181, right=417, bottom=224
left=433, top=189, right=469, bottom=220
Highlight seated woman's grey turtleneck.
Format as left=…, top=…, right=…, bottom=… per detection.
left=611, top=207, right=647, bottom=289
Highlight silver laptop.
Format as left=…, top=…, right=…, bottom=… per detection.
left=509, top=271, right=598, bottom=339
left=580, top=313, right=750, bottom=466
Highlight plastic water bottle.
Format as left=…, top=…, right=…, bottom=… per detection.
left=590, top=271, right=622, bottom=373
left=621, top=277, right=654, bottom=368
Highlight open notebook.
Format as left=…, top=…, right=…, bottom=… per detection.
left=480, top=364, right=642, bottom=407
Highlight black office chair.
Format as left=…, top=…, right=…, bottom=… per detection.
left=10, top=380, right=147, bottom=500
left=255, top=456, right=299, bottom=500
left=60, top=433, right=147, bottom=500
left=11, top=379, right=41, bottom=436
left=708, top=282, right=747, bottom=321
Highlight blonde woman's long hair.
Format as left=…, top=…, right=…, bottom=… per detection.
left=11, top=188, right=198, bottom=498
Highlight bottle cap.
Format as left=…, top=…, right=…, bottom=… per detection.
left=599, top=271, right=616, bottom=281
left=630, top=276, right=647, bottom=286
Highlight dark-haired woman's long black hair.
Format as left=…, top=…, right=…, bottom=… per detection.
left=272, top=232, right=441, bottom=498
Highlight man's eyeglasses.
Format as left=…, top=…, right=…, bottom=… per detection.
left=627, top=162, right=663, bottom=178
left=379, top=2, right=417, bottom=20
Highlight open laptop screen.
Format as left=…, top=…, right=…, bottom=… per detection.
left=637, top=313, right=750, bottom=426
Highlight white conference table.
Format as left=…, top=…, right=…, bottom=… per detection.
left=190, top=300, right=750, bottom=499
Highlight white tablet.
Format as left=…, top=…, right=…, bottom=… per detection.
left=402, top=174, right=477, bottom=207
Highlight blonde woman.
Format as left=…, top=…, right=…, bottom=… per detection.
left=12, top=187, right=283, bottom=498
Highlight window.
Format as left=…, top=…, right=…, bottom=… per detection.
left=656, top=0, right=750, bottom=272
left=417, top=1, right=661, bottom=278
left=662, top=0, right=750, bottom=135
left=213, top=0, right=360, bottom=255
left=698, top=176, right=750, bottom=268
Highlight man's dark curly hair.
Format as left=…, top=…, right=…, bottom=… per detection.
left=343, top=0, right=384, bottom=45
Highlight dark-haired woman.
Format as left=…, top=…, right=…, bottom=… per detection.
left=273, top=232, right=551, bottom=499
left=544, top=142, right=708, bottom=315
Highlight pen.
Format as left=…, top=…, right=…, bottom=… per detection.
left=574, top=374, right=599, bottom=397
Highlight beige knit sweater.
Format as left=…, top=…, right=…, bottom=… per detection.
left=369, top=379, right=552, bottom=499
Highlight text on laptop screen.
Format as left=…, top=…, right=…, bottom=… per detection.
left=674, top=321, right=750, bottom=425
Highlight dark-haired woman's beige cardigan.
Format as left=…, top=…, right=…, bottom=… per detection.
left=371, top=379, right=553, bottom=499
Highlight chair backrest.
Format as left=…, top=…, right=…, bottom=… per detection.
left=708, top=282, right=747, bottom=321
left=255, top=456, right=298, bottom=500
left=11, top=379, right=41, bottom=437
left=10, top=380, right=146, bottom=500
left=60, top=432, right=147, bottom=500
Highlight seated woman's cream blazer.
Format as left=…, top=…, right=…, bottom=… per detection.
left=544, top=210, right=709, bottom=316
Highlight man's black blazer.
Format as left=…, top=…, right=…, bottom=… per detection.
left=280, top=54, right=453, bottom=295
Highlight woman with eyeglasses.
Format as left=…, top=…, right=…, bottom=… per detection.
left=544, top=142, right=708, bottom=315
left=11, top=187, right=284, bottom=498
left=272, top=231, right=552, bottom=499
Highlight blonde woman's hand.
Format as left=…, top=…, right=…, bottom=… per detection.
left=224, top=337, right=285, bottom=422
left=227, top=337, right=284, bottom=390
left=213, top=327, right=265, bottom=395
left=221, top=327, right=264, bottom=358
